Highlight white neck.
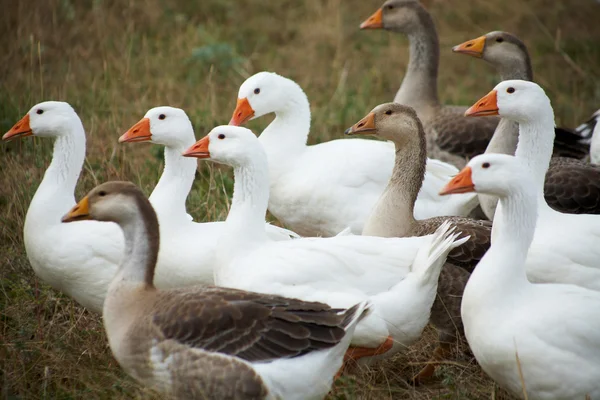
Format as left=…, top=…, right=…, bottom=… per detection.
left=514, top=116, right=555, bottom=207
left=257, top=83, right=311, bottom=158
left=27, top=120, right=87, bottom=225
left=220, top=153, right=270, bottom=260
left=393, top=22, right=440, bottom=112
left=467, top=187, right=537, bottom=304
left=149, top=138, right=197, bottom=224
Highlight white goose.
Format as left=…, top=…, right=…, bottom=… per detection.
left=440, top=153, right=600, bottom=399
left=62, top=181, right=369, bottom=400
left=3, top=101, right=123, bottom=313
left=119, top=107, right=298, bottom=287
left=182, top=125, right=467, bottom=365
left=228, top=72, right=479, bottom=237
left=466, top=80, right=600, bottom=291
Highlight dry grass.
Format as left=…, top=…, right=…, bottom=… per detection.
left=1, top=0, right=599, bottom=398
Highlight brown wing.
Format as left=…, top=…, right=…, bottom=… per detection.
left=430, top=106, right=499, bottom=159
left=544, top=158, right=600, bottom=214
left=553, top=127, right=589, bottom=159
left=152, top=286, right=364, bottom=363
left=416, top=217, right=492, bottom=273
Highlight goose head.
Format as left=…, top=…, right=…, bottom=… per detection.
left=360, top=0, right=425, bottom=33
left=182, top=125, right=263, bottom=167
left=119, top=106, right=194, bottom=148
left=62, top=181, right=145, bottom=224
left=465, top=80, right=552, bottom=124
left=3, top=101, right=78, bottom=141
left=440, top=153, right=531, bottom=198
left=345, top=102, right=423, bottom=147
left=229, top=72, right=307, bottom=126
left=453, top=31, right=531, bottom=76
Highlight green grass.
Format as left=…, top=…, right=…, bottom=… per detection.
left=1, top=0, right=599, bottom=398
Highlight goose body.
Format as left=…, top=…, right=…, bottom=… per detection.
left=229, top=71, right=478, bottom=237
left=453, top=31, right=600, bottom=219
left=183, top=125, right=467, bottom=363
left=466, top=80, right=600, bottom=291
left=61, top=181, right=367, bottom=400
left=441, top=153, right=600, bottom=399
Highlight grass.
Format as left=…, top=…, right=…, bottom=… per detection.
left=1, top=0, right=599, bottom=398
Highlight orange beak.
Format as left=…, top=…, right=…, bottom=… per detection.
left=452, top=35, right=486, bottom=58
left=360, top=8, right=383, bottom=29
left=119, top=118, right=152, bottom=143
left=465, top=90, right=499, bottom=117
left=229, top=98, right=255, bottom=126
left=3, top=114, right=33, bottom=141
left=439, top=167, right=475, bottom=195
left=345, top=112, right=376, bottom=135
left=182, top=136, right=210, bottom=158
left=62, top=196, right=91, bottom=223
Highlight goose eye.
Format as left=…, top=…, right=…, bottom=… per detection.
left=506, top=87, right=515, bottom=94
left=158, top=114, right=166, bottom=120
left=385, top=110, right=392, bottom=115
left=496, top=37, right=504, bottom=43
left=98, top=191, right=107, bottom=197
left=386, top=4, right=394, bottom=10
left=482, top=162, right=491, bottom=169
left=254, top=88, right=260, bottom=95
left=36, top=109, right=44, bottom=115
left=218, top=134, right=226, bottom=140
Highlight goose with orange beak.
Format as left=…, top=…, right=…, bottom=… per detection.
left=438, top=152, right=600, bottom=399
left=358, top=0, right=500, bottom=167
left=227, top=71, right=480, bottom=237
left=453, top=31, right=600, bottom=219
left=460, top=79, right=600, bottom=294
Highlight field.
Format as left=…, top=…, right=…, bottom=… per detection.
left=1, top=0, right=599, bottom=398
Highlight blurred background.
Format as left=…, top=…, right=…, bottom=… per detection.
left=1, top=0, right=599, bottom=398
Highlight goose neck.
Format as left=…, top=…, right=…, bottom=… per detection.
left=514, top=118, right=555, bottom=202
left=258, top=86, right=311, bottom=155
left=28, top=120, right=87, bottom=221
left=393, top=15, right=440, bottom=111
left=149, top=141, right=197, bottom=223
left=111, top=196, right=159, bottom=288
left=494, top=56, right=533, bottom=82
left=485, top=119, right=519, bottom=155
left=362, top=138, right=424, bottom=236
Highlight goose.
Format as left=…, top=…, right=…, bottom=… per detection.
left=345, top=102, right=491, bottom=383
left=61, top=181, right=369, bottom=400
left=228, top=71, right=479, bottom=237
left=359, top=0, right=499, bottom=168
left=465, top=80, right=600, bottom=291
left=452, top=31, right=600, bottom=218
left=182, top=125, right=468, bottom=365
left=440, top=153, right=600, bottom=399
left=2, top=101, right=123, bottom=313
left=118, top=107, right=298, bottom=287
left=578, top=109, right=600, bottom=163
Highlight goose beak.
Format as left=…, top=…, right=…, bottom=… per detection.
left=3, top=114, right=33, bottom=141
left=360, top=8, right=383, bottom=29
left=465, top=90, right=499, bottom=117
left=182, top=136, right=210, bottom=158
left=62, top=196, right=91, bottom=222
left=229, top=98, right=255, bottom=126
left=452, top=35, right=486, bottom=57
left=439, top=167, right=475, bottom=195
left=345, top=112, right=376, bottom=135
left=119, top=118, right=152, bottom=143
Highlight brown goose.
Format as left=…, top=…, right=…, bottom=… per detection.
left=345, top=103, right=491, bottom=384
left=359, top=0, right=500, bottom=168
left=61, top=181, right=368, bottom=400
left=453, top=31, right=600, bottom=218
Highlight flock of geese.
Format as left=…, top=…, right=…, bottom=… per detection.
left=5, top=1, right=600, bottom=399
